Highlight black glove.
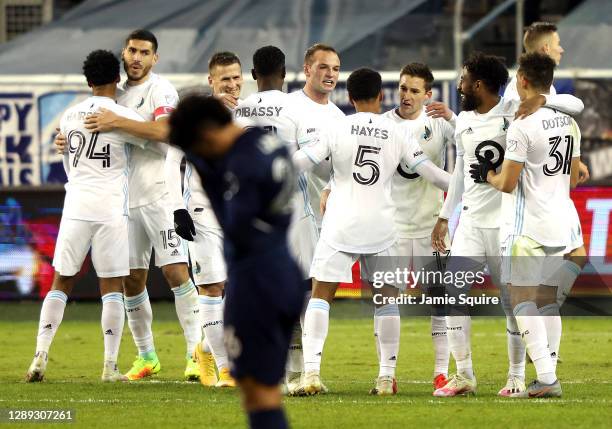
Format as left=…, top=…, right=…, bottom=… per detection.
left=174, top=209, right=195, bottom=241
left=469, top=159, right=495, bottom=184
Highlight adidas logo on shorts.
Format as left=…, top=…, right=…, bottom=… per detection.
left=171, top=249, right=180, bottom=256
left=105, top=329, right=113, bottom=335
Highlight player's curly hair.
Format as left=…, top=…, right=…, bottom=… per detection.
left=347, top=68, right=382, bottom=102
left=169, top=95, right=232, bottom=151
left=518, top=52, right=555, bottom=91
left=253, top=45, right=285, bottom=77
left=82, top=50, right=120, bottom=87
left=463, top=52, right=509, bottom=94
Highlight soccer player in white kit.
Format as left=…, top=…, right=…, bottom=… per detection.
left=289, top=44, right=345, bottom=229
left=382, top=62, right=456, bottom=390
left=82, top=30, right=200, bottom=381
left=475, top=52, right=581, bottom=397
left=26, top=50, right=150, bottom=383
left=294, top=68, right=451, bottom=396
left=503, top=22, right=589, bottom=374
left=232, top=45, right=321, bottom=394
left=208, top=51, right=244, bottom=109
left=431, top=52, right=584, bottom=397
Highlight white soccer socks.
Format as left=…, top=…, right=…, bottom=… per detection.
left=36, top=290, right=68, bottom=354
left=198, top=295, right=228, bottom=370
left=171, top=280, right=200, bottom=357
left=375, top=304, right=400, bottom=378
left=303, top=298, right=330, bottom=373
left=286, top=322, right=304, bottom=374
left=101, top=292, right=125, bottom=364
left=446, top=315, right=474, bottom=379
left=431, top=315, right=449, bottom=377
left=539, top=302, right=562, bottom=370
left=513, top=301, right=556, bottom=384
left=506, top=315, right=526, bottom=380
left=124, top=289, right=156, bottom=357
left=556, top=260, right=581, bottom=306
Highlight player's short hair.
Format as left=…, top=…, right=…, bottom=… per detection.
left=347, top=68, right=382, bottom=102
left=169, top=95, right=232, bottom=150
left=518, top=52, right=555, bottom=91
left=400, top=62, right=434, bottom=91
left=208, top=51, right=241, bottom=72
left=253, top=46, right=285, bottom=77
left=304, top=43, right=338, bottom=65
left=463, top=52, right=509, bottom=94
left=125, top=29, right=158, bottom=52
left=82, top=50, right=120, bottom=87
left=524, top=22, right=557, bottom=53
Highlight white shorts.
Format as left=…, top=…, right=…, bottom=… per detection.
left=189, top=215, right=226, bottom=285
left=288, top=214, right=319, bottom=279
left=53, top=216, right=129, bottom=278
left=567, top=201, right=584, bottom=252
left=309, top=238, right=400, bottom=287
left=445, top=220, right=502, bottom=288
left=501, top=235, right=565, bottom=287
left=129, top=196, right=189, bottom=269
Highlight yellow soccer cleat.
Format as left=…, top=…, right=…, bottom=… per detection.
left=193, top=342, right=217, bottom=386
left=215, top=367, right=237, bottom=388
left=124, top=355, right=161, bottom=381
left=184, top=357, right=200, bottom=381
left=369, top=376, right=398, bottom=396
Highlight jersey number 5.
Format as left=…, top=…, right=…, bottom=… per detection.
left=543, top=135, right=573, bottom=176
left=67, top=130, right=110, bottom=168
left=353, top=145, right=381, bottom=185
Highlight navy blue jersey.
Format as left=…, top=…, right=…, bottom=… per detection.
left=185, top=128, right=296, bottom=262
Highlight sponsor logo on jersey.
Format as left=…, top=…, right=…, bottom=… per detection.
left=350, top=125, right=389, bottom=139
left=413, top=150, right=424, bottom=157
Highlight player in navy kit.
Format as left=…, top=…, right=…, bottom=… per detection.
left=169, top=95, right=303, bottom=429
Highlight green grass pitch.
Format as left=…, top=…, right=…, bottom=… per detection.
left=0, top=301, right=610, bottom=428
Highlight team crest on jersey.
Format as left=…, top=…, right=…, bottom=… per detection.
left=423, top=125, right=432, bottom=141
left=194, top=262, right=201, bottom=274
left=165, top=94, right=178, bottom=105
left=258, top=97, right=262, bottom=103
left=136, top=97, right=144, bottom=108
left=502, top=118, right=510, bottom=131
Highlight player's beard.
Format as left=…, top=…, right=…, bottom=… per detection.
left=460, top=90, right=479, bottom=111
left=123, top=60, right=151, bottom=82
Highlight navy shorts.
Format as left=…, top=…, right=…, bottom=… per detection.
left=223, top=248, right=304, bottom=386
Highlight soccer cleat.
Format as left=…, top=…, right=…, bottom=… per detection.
left=511, top=379, right=562, bottom=398
left=284, top=371, right=302, bottom=396
left=193, top=342, right=217, bottom=386
left=301, top=370, right=324, bottom=395
left=498, top=375, right=526, bottom=397
left=433, top=373, right=448, bottom=390
left=124, top=355, right=161, bottom=381
left=184, top=357, right=200, bottom=381
left=215, top=367, right=236, bottom=388
left=369, top=376, right=398, bottom=396
left=25, top=351, right=48, bottom=382
left=102, top=362, right=129, bottom=382
left=433, top=373, right=477, bottom=397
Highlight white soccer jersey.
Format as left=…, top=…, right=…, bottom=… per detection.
left=117, top=73, right=179, bottom=208
left=164, top=145, right=220, bottom=229
left=288, top=90, right=345, bottom=226
left=503, top=75, right=556, bottom=102
left=60, top=96, right=147, bottom=221
left=452, top=98, right=516, bottom=228
left=299, top=112, right=429, bottom=254
left=383, top=108, right=455, bottom=238
left=501, top=108, right=581, bottom=247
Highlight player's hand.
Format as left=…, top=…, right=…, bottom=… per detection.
left=431, top=218, right=449, bottom=253
left=174, top=209, right=196, bottom=241
left=425, top=101, right=453, bottom=121
left=515, top=94, right=546, bottom=120
left=578, top=160, right=590, bottom=184
left=320, top=189, right=331, bottom=215
left=84, top=108, right=119, bottom=132
left=54, top=129, right=67, bottom=154
left=215, top=93, right=239, bottom=109
left=469, top=160, right=494, bottom=183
